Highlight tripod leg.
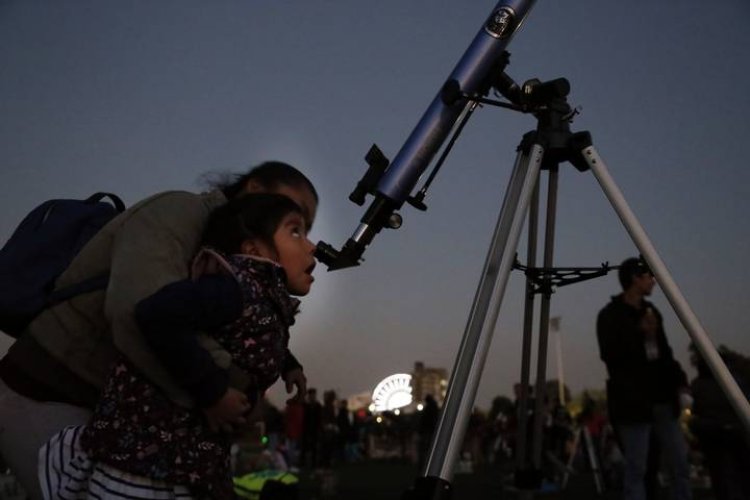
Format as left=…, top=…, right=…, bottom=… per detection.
left=561, top=428, right=581, bottom=490
left=422, top=143, right=544, bottom=489
left=584, top=144, right=750, bottom=437
left=531, top=166, right=560, bottom=469
left=515, top=181, right=540, bottom=471
left=582, top=426, right=604, bottom=494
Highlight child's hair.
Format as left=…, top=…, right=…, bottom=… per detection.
left=202, top=193, right=303, bottom=255
left=211, top=161, right=318, bottom=202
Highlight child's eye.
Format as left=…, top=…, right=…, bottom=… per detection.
left=291, top=226, right=303, bottom=238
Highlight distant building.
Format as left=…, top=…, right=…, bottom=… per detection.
left=411, top=361, right=448, bottom=406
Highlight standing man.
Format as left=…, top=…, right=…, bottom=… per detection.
left=596, top=257, right=691, bottom=500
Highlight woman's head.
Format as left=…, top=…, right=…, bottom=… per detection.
left=216, top=161, right=318, bottom=230
left=203, top=193, right=317, bottom=295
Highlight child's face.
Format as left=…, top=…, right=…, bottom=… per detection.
left=252, top=211, right=316, bottom=296
left=272, top=184, right=317, bottom=231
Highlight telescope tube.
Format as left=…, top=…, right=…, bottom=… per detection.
left=326, top=0, right=538, bottom=269
left=378, top=0, right=535, bottom=203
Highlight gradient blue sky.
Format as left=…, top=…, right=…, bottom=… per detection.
left=2, top=1, right=749, bottom=409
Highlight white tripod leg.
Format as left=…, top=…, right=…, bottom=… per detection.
left=582, top=426, right=604, bottom=494
left=425, top=143, right=544, bottom=482
left=584, top=145, right=750, bottom=437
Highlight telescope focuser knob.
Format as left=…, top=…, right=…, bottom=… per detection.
left=387, top=213, right=403, bottom=230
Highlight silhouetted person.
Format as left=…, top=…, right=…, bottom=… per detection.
left=597, top=257, right=691, bottom=500
left=336, top=399, right=354, bottom=463
left=486, top=395, right=514, bottom=464
left=284, top=398, right=304, bottom=467
left=264, top=400, right=285, bottom=454
left=689, top=344, right=750, bottom=500
left=320, top=390, right=338, bottom=467
left=417, top=395, right=439, bottom=470
left=300, top=388, right=322, bottom=468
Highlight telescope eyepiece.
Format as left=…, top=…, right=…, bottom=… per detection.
left=314, top=241, right=341, bottom=267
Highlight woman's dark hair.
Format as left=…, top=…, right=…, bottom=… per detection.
left=216, top=161, right=318, bottom=202
left=202, top=193, right=303, bottom=254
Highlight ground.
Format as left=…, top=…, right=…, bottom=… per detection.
left=292, top=460, right=715, bottom=500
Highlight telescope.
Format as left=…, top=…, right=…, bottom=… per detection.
left=315, top=0, right=537, bottom=270
left=313, top=1, right=750, bottom=498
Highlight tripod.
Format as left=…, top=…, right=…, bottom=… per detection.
left=561, top=425, right=604, bottom=494
left=402, top=72, right=750, bottom=500
left=311, top=1, right=750, bottom=497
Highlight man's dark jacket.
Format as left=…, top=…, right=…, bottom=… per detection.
left=597, top=295, right=686, bottom=424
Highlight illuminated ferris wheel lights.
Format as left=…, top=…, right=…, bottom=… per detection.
left=371, top=373, right=413, bottom=413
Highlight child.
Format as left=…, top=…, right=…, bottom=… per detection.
left=39, top=193, right=317, bottom=499
left=0, top=161, right=315, bottom=500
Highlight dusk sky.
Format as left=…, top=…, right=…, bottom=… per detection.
left=2, top=1, right=749, bottom=409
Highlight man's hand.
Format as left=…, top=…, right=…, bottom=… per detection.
left=284, top=367, right=307, bottom=404
left=202, top=387, right=251, bottom=433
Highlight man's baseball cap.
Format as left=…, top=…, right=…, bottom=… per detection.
left=618, top=256, right=653, bottom=288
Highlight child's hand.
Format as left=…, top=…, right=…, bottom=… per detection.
left=203, top=387, right=252, bottom=433
left=284, top=367, right=307, bottom=404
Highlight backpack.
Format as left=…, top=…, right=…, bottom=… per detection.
left=0, top=192, right=126, bottom=338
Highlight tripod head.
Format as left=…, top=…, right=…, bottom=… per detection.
left=315, top=0, right=538, bottom=271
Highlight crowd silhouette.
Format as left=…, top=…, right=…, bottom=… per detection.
left=239, top=343, right=750, bottom=500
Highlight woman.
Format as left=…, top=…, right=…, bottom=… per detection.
left=0, top=161, right=318, bottom=500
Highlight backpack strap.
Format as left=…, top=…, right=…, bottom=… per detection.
left=44, top=193, right=124, bottom=305
left=85, top=192, right=126, bottom=212
left=47, top=272, right=110, bottom=306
